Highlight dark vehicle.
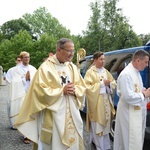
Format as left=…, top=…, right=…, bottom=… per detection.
left=77, top=42, right=150, bottom=140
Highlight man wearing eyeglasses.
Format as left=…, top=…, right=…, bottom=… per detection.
left=15, top=38, right=86, bottom=150
left=17, top=51, right=37, bottom=92
left=7, top=51, right=36, bottom=144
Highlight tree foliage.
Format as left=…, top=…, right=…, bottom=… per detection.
left=81, top=0, right=142, bottom=55
left=22, top=7, right=71, bottom=40
left=0, top=30, right=34, bottom=71
left=0, top=7, right=80, bottom=71
left=138, top=33, right=150, bottom=45
left=0, top=2, right=148, bottom=72
left=0, top=18, right=32, bottom=40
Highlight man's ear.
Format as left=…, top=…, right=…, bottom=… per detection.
left=137, top=58, right=140, bottom=63
left=57, top=48, right=61, bottom=52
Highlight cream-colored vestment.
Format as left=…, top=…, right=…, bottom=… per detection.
left=6, top=64, right=36, bottom=127
left=114, top=63, right=148, bottom=150
left=84, top=66, right=116, bottom=150
left=15, top=55, right=86, bottom=150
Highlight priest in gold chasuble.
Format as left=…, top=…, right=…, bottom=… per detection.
left=15, top=38, right=86, bottom=150
left=84, top=51, right=116, bottom=150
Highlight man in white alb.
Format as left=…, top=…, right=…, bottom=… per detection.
left=7, top=51, right=36, bottom=144
left=6, top=55, right=22, bottom=129
left=114, top=50, right=150, bottom=150
left=6, top=55, right=22, bottom=83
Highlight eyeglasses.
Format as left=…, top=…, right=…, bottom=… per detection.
left=23, top=56, right=30, bottom=59
left=61, top=48, right=76, bottom=54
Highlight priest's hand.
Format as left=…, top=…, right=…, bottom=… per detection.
left=103, top=79, right=110, bottom=86
left=63, top=82, right=75, bottom=96
left=142, top=88, right=150, bottom=98
left=26, top=71, right=30, bottom=81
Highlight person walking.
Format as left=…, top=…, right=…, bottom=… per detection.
left=7, top=51, right=36, bottom=144
left=6, top=55, right=22, bottom=129
left=114, top=50, right=150, bottom=150
left=15, top=38, right=86, bottom=150
left=84, top=51, right=116, bottom=150
left=6, top=55, right=22, bottom=83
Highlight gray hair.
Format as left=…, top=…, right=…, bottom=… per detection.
left=56, top=38, right=73, bottom=49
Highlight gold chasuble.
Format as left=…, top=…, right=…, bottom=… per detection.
left=84, top=66, right=116, bottom=134
left=15, top=55, right=86, bottom=150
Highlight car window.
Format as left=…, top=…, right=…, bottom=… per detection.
left=79, top=58, right=93, bottom=77
left=105, top=58, right=117, bottom=71
left=115, top=57, right=132, bottom=75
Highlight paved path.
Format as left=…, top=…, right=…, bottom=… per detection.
left=0, top=84, right=33, bottom=150
left=2, top=84, right=149, bottom=150
left=0, top=84, right=99, bottom=150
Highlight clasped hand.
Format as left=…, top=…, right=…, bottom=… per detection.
left=26, top=71, right=30, bottom=81
left=142, top=88, right=150, bottom=98
left=63, top=82, right=75, bottom=96
left=103, top=79, right=111, bottom=86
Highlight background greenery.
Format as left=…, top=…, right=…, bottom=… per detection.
left=0, top=0, right=150, bottom=71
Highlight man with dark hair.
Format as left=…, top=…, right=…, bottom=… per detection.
left=15, top=38, right=86, bottom=150
left=84, top=51, right=116, bottom=150
left=6, top=55, right=22, bottom=129
left=114, top=50, right=150, bottom=150
left=6, top=55, right=22, bottom=83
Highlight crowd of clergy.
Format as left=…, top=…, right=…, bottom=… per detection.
left=5, top=38, right=150, bottom=150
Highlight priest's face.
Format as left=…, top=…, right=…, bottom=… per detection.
left=137, top=56, right=149, bottom=71
left=95, top=54, right=105, bottom=68
left=21, top=54, right=30, bottom=65
left=58, top=42, right=75, bottom=63
left=16, top=57, right=22, bottom=65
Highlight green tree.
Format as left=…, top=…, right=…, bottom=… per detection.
left=0, top=18, right=32, bottom=40
left=22, top=7, right=71, bottom=40
left=30, top=33, right=57, bottom=68
left=81, top=0, right=142, bottom=55
left=0, top=31, right=5, bottom=43
left=0, top=30, right=34, bottom=71
left=0, top=39, right=18, bottom=71
left=138, top=33, right=150, bottom=45
left=102, top=0, right=141, bottom=50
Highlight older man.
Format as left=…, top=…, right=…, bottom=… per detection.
left=15, top=38, right=86, bottom=150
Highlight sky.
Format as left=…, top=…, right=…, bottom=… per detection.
left=0, top=0, right=150, bottom=35
left=118, top=0, right=150, bottom=35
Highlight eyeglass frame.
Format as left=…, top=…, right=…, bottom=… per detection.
left=60, top=48, right=76, bottom=54
left=22, top=56, right=30, bottom=59
left=17, top=59, right=21, bottom=62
